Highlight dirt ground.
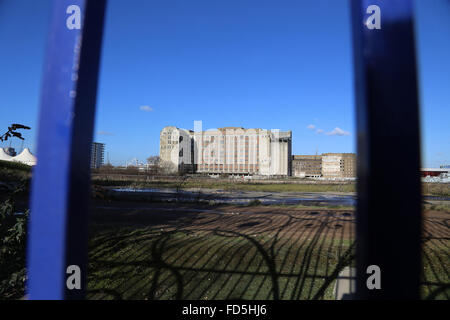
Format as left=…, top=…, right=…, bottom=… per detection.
left=90, top=200, right=357, bottom=238
left=89, top=199, right=448, bottom=240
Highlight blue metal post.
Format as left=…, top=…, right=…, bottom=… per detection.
left=27, top=0, right=106, bottom=299
left=351, top=0, right=422, bottom=299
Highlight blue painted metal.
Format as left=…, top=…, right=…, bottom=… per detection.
left=351, top=0, right=422, bottom=299
left=27, top=0, right=106, bottom=299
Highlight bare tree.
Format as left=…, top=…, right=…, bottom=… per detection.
left=158, top=160, right=176, bottom=175
left=146, top=155, right=160, bottom=165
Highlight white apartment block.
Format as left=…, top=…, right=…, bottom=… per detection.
left=159, top=126, right=194, bottom=173
left=159, top=126, right=292, bottom=176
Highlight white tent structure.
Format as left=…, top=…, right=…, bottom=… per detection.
left=12, top=148, right=37, bottom=166
left=0, top=148, right=13, bottom=161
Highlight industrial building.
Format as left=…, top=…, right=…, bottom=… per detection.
left=90, top=142, right=105, bottom=169
left=159, top=126, right=195, bottom=173
left=292, top=153, right=356, bottom=178
left=292, top=155, right=322, bottom=178
left=321, top=153, right=356, bottom=178
left=160, top=126, right=292, bottom=176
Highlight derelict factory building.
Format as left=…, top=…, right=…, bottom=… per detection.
left=292, top=153, right=356, bottom=178
left=160, top=126, right=292, bottom=176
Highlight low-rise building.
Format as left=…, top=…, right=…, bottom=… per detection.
left=292, top=155, right=322, bottom=178
left=321, top=153, right=356, bottom=178
left=420, top=168, right=449, bottom=177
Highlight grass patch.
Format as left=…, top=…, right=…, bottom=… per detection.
left=422, top=183, right=450, bottom=197
left=86, top=206, right=448, bottom=300
left=94, top=178, right=450, bottom=197
left=87, top=227, right=354, bottom=300
left=93, top=179, right=356, bottom=193
left=423, top=203, right=450, bottom=212
left=421, top=240, right=450, bottom=300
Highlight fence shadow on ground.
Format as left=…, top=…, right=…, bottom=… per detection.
left=86, top=203, right=449, bottom=300
left=421, top=213, right=450, bottom=299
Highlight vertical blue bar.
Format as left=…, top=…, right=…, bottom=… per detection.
left=351, top=0, right=422, bottom=299
left=27, top=0, right=106, bottom=299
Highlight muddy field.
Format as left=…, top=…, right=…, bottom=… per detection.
left=86, top=201, right=449, bottom=300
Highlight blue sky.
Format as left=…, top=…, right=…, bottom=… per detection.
left=0, top=0, right=448, bottom=167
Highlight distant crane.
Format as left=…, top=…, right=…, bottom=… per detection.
left=126, top=158, right=138, bottom=168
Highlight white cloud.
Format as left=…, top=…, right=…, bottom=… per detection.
left=98, top=131, right=114, bottom=136
left=140, top=105, right=154, bottom=112
left=316, top=129, right=324, bottom=134
left=326, top=127, right=350, bottom=136
left=307, top=124, right=315, bottom=130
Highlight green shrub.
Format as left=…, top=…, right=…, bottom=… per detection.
left=0, top=197, right=28, bottom=299
left=0, top=160, right=31, bottom=172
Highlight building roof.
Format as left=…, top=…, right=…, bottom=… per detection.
left=322, top=153, right=356, bottom=156
left=293, top=155, right=322, bottom=159
left=0, top=148, right=13, bottom=161
left=12, top=148, right=37, bottom=165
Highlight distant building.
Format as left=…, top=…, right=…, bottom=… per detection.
left=322, top=153, right=356, bottom=178
left=292, top=155, right=322, bottom=178
left=91, top=142, right=105, bottom=169
left=160, top=126, right=292, bottom=176
left=292, top=153, right=356, bottom=178
left=421, top=168, right=449, bottom=177
left=160, top=126, right=195, bottom=173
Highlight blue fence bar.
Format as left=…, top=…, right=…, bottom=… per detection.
left=351, top=0, right=422, bottom=299
left=26, top=0, right=106, bottom=299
